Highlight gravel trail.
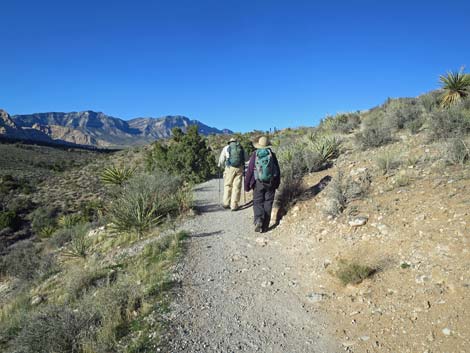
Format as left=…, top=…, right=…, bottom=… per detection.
left=168, top=179, right=338, bottom=352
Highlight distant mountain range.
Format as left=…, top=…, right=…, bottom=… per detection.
left=0, top=109, right=232, bottom=147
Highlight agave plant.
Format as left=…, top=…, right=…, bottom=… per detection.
left=101, top=165, right=136, bottom=186
left=439, top=68, right=470, bottom=108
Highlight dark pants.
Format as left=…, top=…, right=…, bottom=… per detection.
left=253, top=182, right=276, bottom=231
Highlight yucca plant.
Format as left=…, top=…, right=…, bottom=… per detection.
left=61, top=224, right=92, bottom=258
left=101, top=165, right=136, bottom=186
left=306, top=133, right=341, bottom=163
left=440, top=68, right=470, bottom=108
left=58, top=213, right=83, bottom=229
left=39, top=225, right=56, bottom=238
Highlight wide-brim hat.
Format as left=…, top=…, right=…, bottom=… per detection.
left=253, top=136, right=272, bottom=149
left=228, top=137, right=237, bottom=143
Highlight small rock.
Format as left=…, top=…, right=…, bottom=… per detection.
left=255, top=237, right=268, bottom=247
left=360, top=336, right=370, bottom=341
left=31, top=295, right=44, bottom=306
left=306, top=292, right=327, bottom=303
left=349, top=217, right=368, bottom=227
left=442, top=328, right=451, bottom=336
left=261, top=281, right=274, bottom=287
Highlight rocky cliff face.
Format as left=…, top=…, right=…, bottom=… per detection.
left=9, top=111, right=231, bottom=147
left=128, top=116, right=231, bottom=139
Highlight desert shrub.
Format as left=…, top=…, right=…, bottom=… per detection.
left=146, top=126, right=217, bottom=183
left=0, top=210, right=21, bottom=231
left=12, top=304, right=99, bottom=353
left=0, top=241, right=57, bottom=281
left=276, top=144, right=306, bottom=179
left=443, top=138, right=470, bottom=165
left=79, top=199, right=105, bottom=223
left=323, top=170, right=370, bottom=216
left=418, top=91, right=441, bottom=113
left=320, top=113, right=361, bottom=134
left=428, top=103, right=470, bottom=140
left=101, top=165, right=136, bottom=186
left=61, top=223, right=92, bottom=257
left=276, top=177, right=305, bottom=211
left=66, top=267, right=110, bottom=300
left=92, top=281, right=142, bottom=348
left=376, top=150, right=402, bottom=175
left=29, top=206, right=57, bottom=235
left=384, top=99, right=425, bottom=131
left=355, top=124, right=393, bottom=149
left=108, top=173, right=185, bottom=237
left=335, top=260, right=376, bottom=285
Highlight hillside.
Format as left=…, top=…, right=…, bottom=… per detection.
left=9, top=110, right=232, bottom=147
left=1, top=82, right=470, bottom=352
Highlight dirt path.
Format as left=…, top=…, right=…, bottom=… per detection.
left=168, top=179, right=338, bottom=352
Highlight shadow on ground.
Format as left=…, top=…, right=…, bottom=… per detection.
left=274, top=175, right=332, bottom=226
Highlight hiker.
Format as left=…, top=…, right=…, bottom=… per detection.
left=244, top=136, right=281, bottom=232
left=218, top=137, right=245, bottom=211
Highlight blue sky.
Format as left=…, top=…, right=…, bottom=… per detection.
left=1, top=0, right=469, bottom=132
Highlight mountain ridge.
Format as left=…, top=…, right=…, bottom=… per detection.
left=7, top=110, right=232, bottom=147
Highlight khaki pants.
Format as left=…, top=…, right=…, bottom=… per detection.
left=223, top=166, right=243, bottom=209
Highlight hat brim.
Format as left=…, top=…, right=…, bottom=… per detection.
left=253, top=142, right=272, bottom=149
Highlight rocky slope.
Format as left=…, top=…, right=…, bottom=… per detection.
left=272, top=132, right=470, bottom=352
left=9, top=110, right=232, bottom=147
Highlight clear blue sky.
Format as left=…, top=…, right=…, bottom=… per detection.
left=1, top=0, right=469, bottom=132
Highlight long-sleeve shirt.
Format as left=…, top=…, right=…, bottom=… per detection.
left=218, top=145, right=230, bottom=168
left=244, top=149, right=281, bottom=191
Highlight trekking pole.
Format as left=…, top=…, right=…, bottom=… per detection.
left=243, top=165, right=246, bottom=204
left=218, top=168, right=221, bottom=206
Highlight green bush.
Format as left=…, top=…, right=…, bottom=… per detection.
left=428, top=103, right=470, bottom=140
left=108, top=173, right=186, bottom=237
left=29, top=206, right=57, bottom=235
left=146, top=126, right=217, bottom=183
left=336, top=260, right=376, bottom=285
left=66, top=267, right=110, bottom=300
left=320, top=113, right=361, bottom=134
left=384, top=99, right=425, bottom=131
left=355, top=125, right=393, bottom=149
left=0, top=210, right=20, bottom=231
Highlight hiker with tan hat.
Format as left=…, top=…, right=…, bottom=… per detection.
left=218, top=137, right=245, bottom=211
left=244, top=136, right=281, bottom=232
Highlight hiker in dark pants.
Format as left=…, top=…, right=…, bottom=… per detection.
left=244, top=136, right=281, bottom=233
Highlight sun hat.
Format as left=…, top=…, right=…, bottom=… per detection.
left=228, top=137, right=237, bottom=143
left=253, top=136, right=272, bottom=149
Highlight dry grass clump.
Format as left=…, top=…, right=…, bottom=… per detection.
left=335, top=260, right=376, bottom=286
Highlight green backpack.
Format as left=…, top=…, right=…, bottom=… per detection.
left=254, top=148, right=277, bottom=182
left=228, top=142, right=243, bottom=167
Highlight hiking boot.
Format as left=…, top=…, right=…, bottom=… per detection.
left=231, top=206, right=239, bottom=212
left=222, top=205, right=230, bottom=209
left=254, top=220, right=263, bottom=233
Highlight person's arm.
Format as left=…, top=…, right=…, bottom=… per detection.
left=218, top=145, right=227, bottom=168
left=244, top=153, right=256, bottom=191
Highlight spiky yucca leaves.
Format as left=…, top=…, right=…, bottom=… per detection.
left=305, top=133, right=341, bottom=164
left=440, top=68, right=470, bottom=108
left=108, top=173, right=184, bottom=238
left=100, top=165, right=136, bottom=186
left=58, top=213, right=84, bottom=229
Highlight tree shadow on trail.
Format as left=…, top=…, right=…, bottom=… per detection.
left=274, top=175, right=332, bottom=226
left=191, top=230, right=224, bottom=238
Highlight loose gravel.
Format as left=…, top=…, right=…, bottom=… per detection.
left=167, top=179, right=338, bottom=352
